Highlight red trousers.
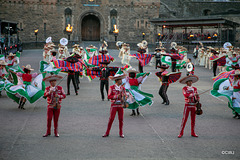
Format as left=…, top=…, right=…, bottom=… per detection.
left=105, top=107, right=124, bottom=135
left=179, top=105, right=196, bottom=135
left=46, top=108, right=61, bottom=135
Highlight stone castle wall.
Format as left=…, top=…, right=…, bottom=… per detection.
left=0, top=0, right=160, bottom=44
left=1, top=0, right=240, bottom=44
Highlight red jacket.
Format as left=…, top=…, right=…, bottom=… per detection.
left=44, top=86, right=66, bottom=108
left=108, top=84, right=126, bottom=107
left=182, top=86, right=199, bottom=106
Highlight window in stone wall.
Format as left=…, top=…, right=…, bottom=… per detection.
left=145, top=21, right=148, bottom=29
left=110, top=9, right=118, bottom=33
left=203, top=9, right=211, bottom=16
left=65, top=8, right=72, bottom=28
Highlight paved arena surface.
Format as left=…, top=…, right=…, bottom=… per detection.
left=0, top=48, right=239, bottom=160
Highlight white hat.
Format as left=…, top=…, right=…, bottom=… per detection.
left=22, top=64, right=34, bottom=71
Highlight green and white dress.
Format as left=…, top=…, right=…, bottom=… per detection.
left=5, top=72, right=46, bottom=104
left=123, top=73, right=153, bottom=109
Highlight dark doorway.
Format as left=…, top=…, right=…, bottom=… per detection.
left=81, top=15, right=100, bottom=41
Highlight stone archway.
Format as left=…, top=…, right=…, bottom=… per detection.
left=78, top=11, right=105, bottom=41
left=81, top=15, right=100, bottom=41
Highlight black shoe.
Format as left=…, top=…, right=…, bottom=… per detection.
left=119, top=134, right=124, bottom=138
left=77, top=87, right=79, bottom=90
left=130, top=113, right=136, bottom=116
left=67, top=93, right=70, bottom=95
left=137, top=111, right=140, bottom=116
left=102, top=134, right=109, bottom=137
left=43, top=134, right=50, bottom=137
left=165, top=102, right=170, bottom=105
left=233, top=114, right=238, bottom=118
left=162, top=101, right=166, bottom=104
left=76, top=92, right=78, bottom=95
left=102, top=99, right=104, bottom=101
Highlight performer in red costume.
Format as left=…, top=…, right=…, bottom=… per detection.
left=178, top=75, right=200, bottom=138
left=43, top=75, right=66, bottom=137
left=102, top=72, right=127, bottom=138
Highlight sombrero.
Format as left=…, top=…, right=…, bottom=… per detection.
left=0, top=60, right=7, bottom=66
left=99, top=50, right=108, bottom=54
left=99, top=60, right=110, bottom=65
left=157, top=64, right=169, bottom=69
left=179, top=75, right=199, bottom=84
left=232, top=64, right=240, bottom=70
left=210, top=49, right=219, bottom=54
left=50, top=50, right=57, bottom=56
left=22, top=64, right=34, bottom=71
left=8, top=52, right=16, bottom=57
left=127, top=68, right=139, bottom=73
left=43, top=75, right=63, bottom=82
left=155, top=48, right=162, bottom=51
left=109, top=73, right=126, bottom=81
left=72, top=44, right=80, bottom=47
left=170, top=48, right=177, bottom=52
left=231, top=70, right=240, bottom=76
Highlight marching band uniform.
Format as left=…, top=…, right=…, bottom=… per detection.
left=99, top=41, right=109, bottom=55
left=199, top=48, right=205, bottom=66
left=193, top=45, right=199, bottom=66
left=121, top=45, right=131, bottom=65
left=178, top=75, right=200, bottom=138
left=44, top=44, right=55, bottom=63
left=103, top=74, right=127, bottom=138
left=58, top=45, right=69, bottom=60
left=156, top=65, right=170, bottom=105
left=43, top=75, right=66, bottom=137
left=72, top=44, right=81, bottom=55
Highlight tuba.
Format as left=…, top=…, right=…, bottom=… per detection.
left=60, top=38, right=68, bottom=46
left=142, top=40, right=148, bottom=47
left=46, top=37, right=52, bottom=44
left=186, top=63, right=193, bottom=72
left=116, top=41, right=123, bottom=49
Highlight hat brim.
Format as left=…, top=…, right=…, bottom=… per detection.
left=155, top=49, right=162, bottom=51
left=99, top=50, right=108, bottom=54
left=231, top=65, right=240, bottom=69
left=157, top=65, right=169, bottom=69
left=127, top=69, right=139, bottom=73
left=99, top=61, right=110, bottom=65
left=43, top=75, right=63, bottom=82
left=109, top=75, right=126, bottom=81
left=179, top=75, right=199, bottom=84
left=22, top=66, right=34, bottom=71
left=0, top=61, right=7, bottom=65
